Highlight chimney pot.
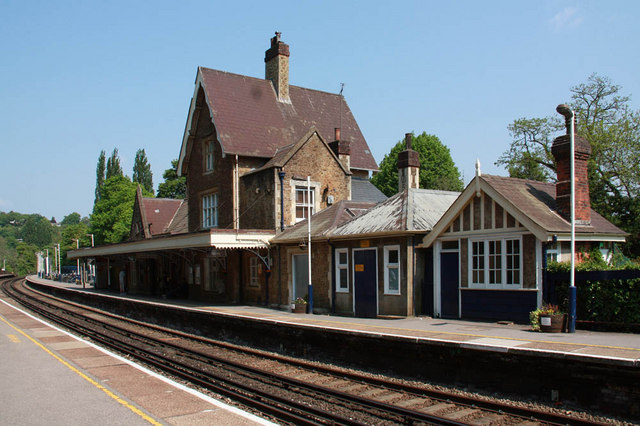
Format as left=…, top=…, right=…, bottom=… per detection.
left=405, top=133, right=412, bottom=150
left=335, top=127, right=341, bottom=142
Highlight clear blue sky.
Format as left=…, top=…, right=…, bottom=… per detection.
left=1, top=1, right=639, bottom=221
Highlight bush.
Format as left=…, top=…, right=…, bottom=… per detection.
left=547, top=250, right=640, bottom=328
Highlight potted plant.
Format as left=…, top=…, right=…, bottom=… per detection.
left=530, top=304, right=566, bottom=333
left=292, top=296, right=308, bottom=314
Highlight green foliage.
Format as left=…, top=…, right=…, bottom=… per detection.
left=132, top=148, right=154, bottom=194
left=547, top=253, right=640, bottom=326
left=90, top=175, right=149, bottom=245
left=95, top=150, right=106, bottom=203
left=497, top=74, right=640, bottom=257
left=13, top=242, right=38, bottom=275
left=157, top=159, right=186, bottom=199
left=371, top=132, right=464, bottom=197
left=61, top=212, right=81, bottom=226
left=60, top=223, right=91, bottom=265
left=529, top=304, right=563, bottom=331
left=20, top=215, right=53, bottom=248
left=106, top=148, right=123, bottom=180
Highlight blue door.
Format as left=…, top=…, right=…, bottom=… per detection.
left=440, top=252, right=459, bottom=318
left=354, top=249, right=377, bottom=318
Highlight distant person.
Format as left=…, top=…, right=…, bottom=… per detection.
left=119, top=269, right=126, bottom=295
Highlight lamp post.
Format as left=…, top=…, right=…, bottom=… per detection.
left=556, top=104, right=577, bottom=333
left=307, top=176, right=313, bottom=314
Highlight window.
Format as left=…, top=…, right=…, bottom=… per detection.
left=488, top=240, right=502, bottom=284
left=384, top=246, right=400, bottom=295
left=471, top=241, right=485, bottom=284
left=545, top=243, right=559, bottom=264
left=249, top=256, right=260, bottom=287
left=204, top=140, right=214, bottom=172
left=470, top=238, right=521, bottom=288
left=335, top=248, right=349, bottom=292
left=202, top=193, right=218, bottom=228
left=506, top=239, right=520, bottom=285
left=295, top=186, right=314, bottom=222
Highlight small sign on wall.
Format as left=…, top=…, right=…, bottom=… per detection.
left=355, top=264, right=364, bottom=272
left=360, top=240, right=370, bottom=248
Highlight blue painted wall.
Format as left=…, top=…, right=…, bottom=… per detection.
left=461, top=289, right=538, bottom=323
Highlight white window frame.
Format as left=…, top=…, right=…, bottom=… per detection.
left=295, top=186, right=315, bottom=223
left=383, top=245, right=401, bottom=295
left=545, top=242, right=559, bottom=264
left=202, top=193, right=218, bottom=229
left=335, top=248, right=349, bottom=293
left=249, top=256, right=260, bottom=287
left=468, top=236, right=523, bottom=289
left=204, top=140, right=215, bottom=173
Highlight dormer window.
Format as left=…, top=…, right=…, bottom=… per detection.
left=204, top=140, right=214, bottom=173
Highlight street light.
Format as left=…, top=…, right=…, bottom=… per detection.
left=72, top=239, right=81, bottom=286
left=556, top=104, right=577, bottom=333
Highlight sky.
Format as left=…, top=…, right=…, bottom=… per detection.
left=1, top=1, right=639, bottom=221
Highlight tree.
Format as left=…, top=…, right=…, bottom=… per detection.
left=61, top=212, right=81, bottom=226
left=20, top=214, right=53, bottom=248
left=61, top=222, right=90, bottom=266
left=95, top=150, right=106, bottom=202
left=132, top=148, right=154, bottom=194
left=496, top=74, right=640, bottom=256
left=371, top=132, right=464, bottom=197
left=105, top=148, right=123, bottom=180
left=90, top=175, right=150, bottom=245
left=157, top=159, right=186, bottom=199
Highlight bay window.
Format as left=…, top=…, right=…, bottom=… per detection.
left=470, top=237, right=521, bottom=288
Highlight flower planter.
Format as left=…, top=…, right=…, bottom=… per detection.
left=292, top=303, right=307, bottom=314
left=540, top=313, right=566, bottom=333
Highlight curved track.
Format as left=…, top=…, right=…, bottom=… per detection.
left=2, top=277, right=605, bottom=425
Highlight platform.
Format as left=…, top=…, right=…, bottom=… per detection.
left=30, top=276, right=640, bottom=366
left=0, top=285, right=273, bottom=426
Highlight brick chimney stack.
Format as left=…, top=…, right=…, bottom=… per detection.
left=265, top=32, right=290, bottom=103
left=397, top=133, right=420, bottom=192
left=328, top=127, right=350, bottom=170
left=551, top=117, right=592, bottom=225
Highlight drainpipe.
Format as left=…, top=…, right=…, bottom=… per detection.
left=235, top=155, right=240, bottom=231
left=556, top=104, right=576, bottom=333
left=278, top=170, right=285, bottom=231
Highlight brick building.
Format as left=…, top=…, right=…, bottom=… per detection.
left=70, top=33, right=382, bottom=307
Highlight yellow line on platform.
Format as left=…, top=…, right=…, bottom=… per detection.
left=0, top=314, right=162, bottom=426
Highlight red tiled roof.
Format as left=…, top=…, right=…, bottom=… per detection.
left=198, top=68, right=377, bottom=171
left=141, top=198, right=184, bottom=236
left=481, top=175, right=626, bottom=236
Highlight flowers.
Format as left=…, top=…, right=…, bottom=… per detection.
left=530, top=304, right=564, bottom=331
left=294, top=296, right=308, bottom=305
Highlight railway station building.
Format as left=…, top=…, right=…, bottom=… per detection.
left=69, top=34, right=626, bottom=322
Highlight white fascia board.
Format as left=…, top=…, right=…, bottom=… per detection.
left=420, top=177, right=551, bottom=248
left=68, top=231, right=276, bottom=259
left=553, top=233, right=627, bottom=243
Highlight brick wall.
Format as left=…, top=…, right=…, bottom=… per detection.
left=551, top=134, right=592, bottom=224
left=280, top=132, right=350, bottom=227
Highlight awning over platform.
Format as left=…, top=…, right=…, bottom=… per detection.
left=67, top=229, right=275, bottom=259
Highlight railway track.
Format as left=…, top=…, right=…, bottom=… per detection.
left=2, top=277, right=605, bottom=425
